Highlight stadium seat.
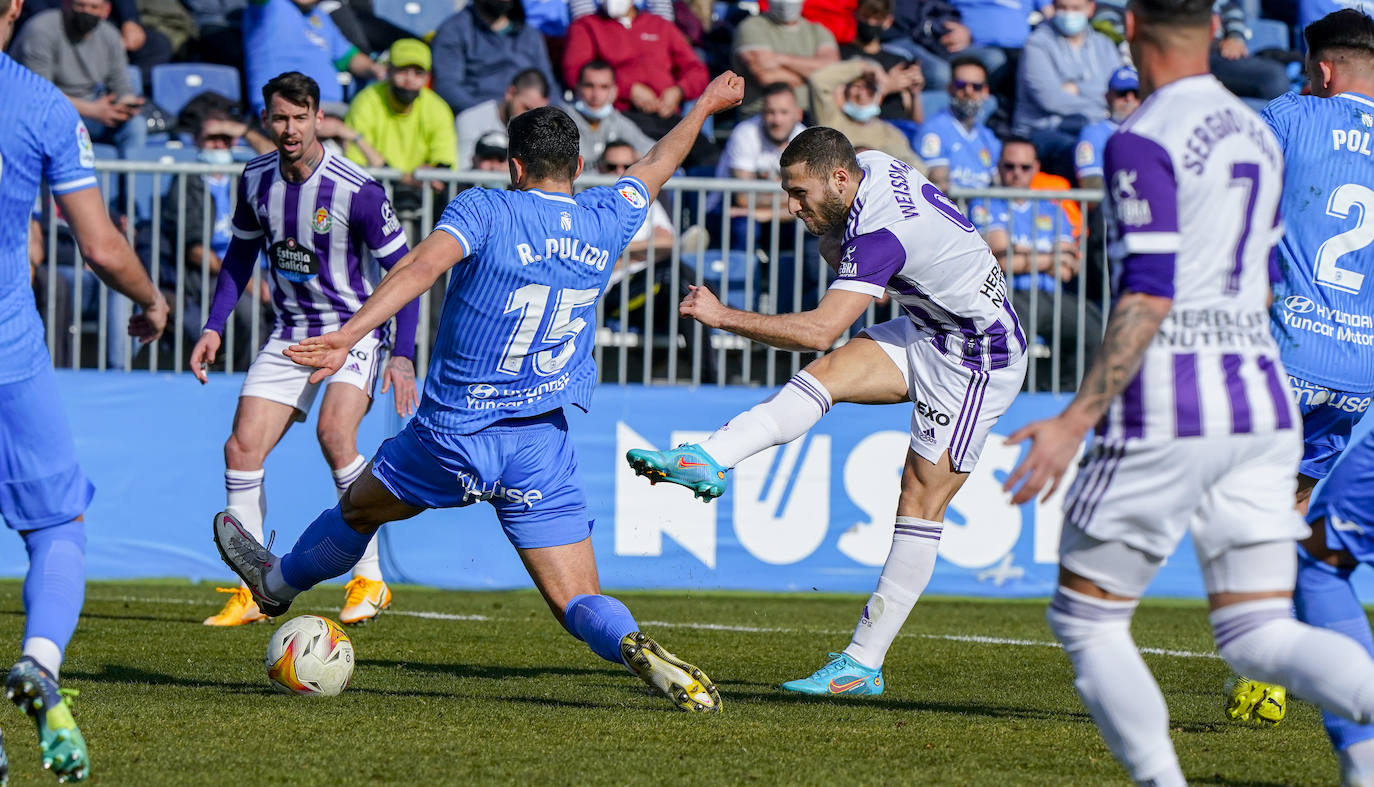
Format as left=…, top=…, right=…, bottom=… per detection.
left=151, top=64, right=242, bottom=118
left=120, top=146, right=199, bottom=220
left=373, top=0, right=459, bottom=38
left=90, top=143, right=120, bottom=162
left=683, top=249, right=758, bottom=311
left=1249, top=18, right=1291, bottom=53
left=126, top=65, right=143, bottom=95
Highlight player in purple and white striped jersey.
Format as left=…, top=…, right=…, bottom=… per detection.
left=188, top=72, right=421, bottom=628
left=626, top=131, right=1028, bottom=696
left=1005, top=0, right=1374, bottom=782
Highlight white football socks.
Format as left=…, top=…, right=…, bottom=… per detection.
left=842, top=518, right=943, bottom=670
left=225, top=468, right=266, bottom=590
left=1342, top=738, right=1374, bottom=787
left=698, top=370, right=832, bottom=468
left=21, top=637, right=63, bottom=680
left=1047, top=587, right=1185, bottom=787
left=331, top=455, right=383, bottom=582
left=1213, top=599, right=1374, bottom=725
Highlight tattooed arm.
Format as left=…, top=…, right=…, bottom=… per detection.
left=1001, top=290, right=1172, bottom=504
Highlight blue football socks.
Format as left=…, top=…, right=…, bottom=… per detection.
left=279, top=505, right=374, bottom=592
left=564, top=594, right=639, bottom=665
left=21, top=520, right=86, bottom=675
left=1294, top=546, right=1374, bottom=751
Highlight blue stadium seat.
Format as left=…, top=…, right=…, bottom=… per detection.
left=682, top=249, right=758, bottom=311
left=373, top=0, right=458, bottom=38
left=151, top=64, right=241, bottom=118
left=121, top=146, right=199, bottom=220
left=90, top=143, right=120, bottom=162
left=126, top=65, right=143, bottom=95
left=1249, top=18, right=1291, bottom=52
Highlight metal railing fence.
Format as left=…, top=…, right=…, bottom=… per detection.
left=33, top=162, right=1106, bottom=393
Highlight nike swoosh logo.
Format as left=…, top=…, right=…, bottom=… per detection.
left=828, top=677, right=867, bottom=693
left=677, top=457, right=707, bottom=469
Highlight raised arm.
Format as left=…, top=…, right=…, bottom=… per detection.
left=624, top=71, right=745, bottom=201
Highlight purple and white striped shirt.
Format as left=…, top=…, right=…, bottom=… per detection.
left=1099, top=75, right=1296, bottom=443
left=829, top=151, right=1026, bottom=373
left=206, top=148, right=416, bottom=356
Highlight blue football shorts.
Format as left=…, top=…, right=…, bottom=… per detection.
left=0, top=366, right=94, bottom=530
left=1309, top=428, right=1374, bottom=564
left=370, top=409, right=591, bottom=549
left=1290, top=375, right=1373, bottom=480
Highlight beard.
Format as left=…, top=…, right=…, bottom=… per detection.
left=798, top=188, right=849, bottom=236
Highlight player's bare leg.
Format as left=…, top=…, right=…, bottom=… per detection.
left=213, top=464, right=422, bottom=617
left=627, top=336, right=907, bottom=499
left=519, top=538, right=720, bottom=712
left=783, top=449, right=969, bottom=696
left=316, top=384, right=391, bottom=624
left=207, top=395, right=297, bottom=626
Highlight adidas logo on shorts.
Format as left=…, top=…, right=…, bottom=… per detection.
left=917, top=427, right=936, bottom=446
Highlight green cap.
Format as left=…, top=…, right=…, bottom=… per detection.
left=389, top=38, right=431, bottom=71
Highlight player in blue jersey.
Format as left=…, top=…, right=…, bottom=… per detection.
left=211, top=72, right=745, bottom=712
left=1226, top=11, right=1374, bottom=779
left=0, top=0, right=168, bottom=778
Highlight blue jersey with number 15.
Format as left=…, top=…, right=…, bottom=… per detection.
left=1263, top=91, right=1374, bottom=392
left=418, top=177, right=651, bottom=434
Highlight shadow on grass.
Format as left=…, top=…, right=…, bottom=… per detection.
left=363, top=658, right=608, bottom=682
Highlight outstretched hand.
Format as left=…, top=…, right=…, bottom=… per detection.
left=679, top=284, right=727, bottom=328
left=381, top=356, right=419, bottom=417
left=1002, top=414, right=1090, bottom=505
left=284, top=331, right=353, bottom=384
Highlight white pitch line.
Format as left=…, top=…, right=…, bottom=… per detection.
left=87, top=594, right=1219, bottom=661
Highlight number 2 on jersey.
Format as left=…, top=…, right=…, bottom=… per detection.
left=499, top=283, right=600, bottom=377
left=1314, top=183, right=1374, bottom=295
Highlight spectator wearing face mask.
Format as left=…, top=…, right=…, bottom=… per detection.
left=1073, top=66, right=1138, bottom=190
left=454, top=68, right=550, bottom=170
left=917, top=55, right=1000, bottom=192
left=732, top=0, right=840, bottom=117
left=563, top=0, right=711, bottom=164
left=808, top=58, right=925, bottom=168
left=841, top=0, right=935, bottom=108
left=1011, top=0, right=1122, bottom=178
left=567, top=59, right=657, bottom=163
left=430, top=0, right=558, bottom=114
left=13, top=0, right=147, bottom=156
left=344, top=38, right=456, bottom=211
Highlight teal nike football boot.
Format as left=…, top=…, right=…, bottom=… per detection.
left=625, top=444, right=729, bottom=501
left=781, top=653, right=884, bottom=696
left=6, top=657, right=88, bottom=782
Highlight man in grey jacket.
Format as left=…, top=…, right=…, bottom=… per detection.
left=1012, top=0, right=1122, bottom=177
left=568, top=59, right=656, bottom=162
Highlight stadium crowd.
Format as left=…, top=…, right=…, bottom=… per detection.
left=15, top=0, right=1315, bottom=385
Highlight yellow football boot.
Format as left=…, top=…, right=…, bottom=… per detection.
left=340, top=577, right=391, bottom=625
left=202, top=587, right=268, bottom=626
left=1225, top=675, right=1286, bottom=725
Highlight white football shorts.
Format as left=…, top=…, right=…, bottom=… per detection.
left=1061, top=430, right=1306, bottom=569
left=863, top=317, right=1027, bottom=473
left=240, top=335, right=385, bottom=420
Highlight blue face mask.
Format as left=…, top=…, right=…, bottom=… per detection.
left=1053, top=10, right=1088, bottom=36
left=198, top=148, right=234, bottom=165
left=842, top=101, right=881, bottom=122
left=574, top=99, right=614, bottom=121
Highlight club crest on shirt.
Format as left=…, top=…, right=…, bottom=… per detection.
left=269, top=238, right=321, bottom=283
left=560, top=211, right=572, bottom=231
left=312, top=207, right=332, bottom=234
left=618, top=185, right=646, bottom=210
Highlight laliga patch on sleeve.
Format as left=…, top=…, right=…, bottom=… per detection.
left=617, top=183, right=647, bottom=210
left=920, top=133, right=941, bottom=160
left=381, top=200, right=401, bottom=235
left=1075, top=141, right=1094, bottom=169
left=76, top=122, right=95, bottom=169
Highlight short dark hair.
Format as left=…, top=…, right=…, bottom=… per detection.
left=1306, top=9, right=1374, bottom=62
left=1127, top=0, right=1213, bottom=28
left=999, top=135, right=1039, bottom=160
left=508, top=106, right=581, bottom=181
left=262, top=71, right=320, bottom=112
left=779, top=127, right=860, bottom=179
left=601, top=139, right=637, bottom=160
left=761, top=82, right=798, bottom=101
left=179, top=90, right=242, bottom=136
left=856, top=0, right=892, bottom=16
left=578, top=59, right=614, bottom=83
left=948, top=54, right=988, bottom=79
left=509, top=67, right=550, bottom=98
left=0, top=0, right=12, bottom=19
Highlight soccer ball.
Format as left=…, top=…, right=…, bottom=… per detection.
left=265, top=615, right=355, bottom=697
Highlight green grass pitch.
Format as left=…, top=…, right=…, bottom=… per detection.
left=0, top=581, right=1344, bottom=785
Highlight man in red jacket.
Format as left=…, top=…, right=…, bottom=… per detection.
left=563, top=0, right=713, bottom=165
